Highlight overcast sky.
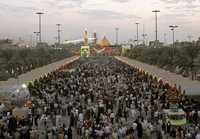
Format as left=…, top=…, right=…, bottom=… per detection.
left=0, top=0, right=200, bottom=44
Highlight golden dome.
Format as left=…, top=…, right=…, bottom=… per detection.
left=99, top=36, right=111, bottom=48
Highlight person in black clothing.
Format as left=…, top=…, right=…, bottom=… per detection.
left=193, top=110, right=198, bottom=125
left=91, top=124, right=96, bottom=139
left=0, top=125, right=5, bottom=139
left=170, top=128, right=176, bottom=138
left=8, top=115, right=17, bottom=135
left=35, top=115, right=40, bottom=127
left=167, top=121, right=171, bottom=134
left=136, top=120, right=143, bottom=139
left=70, top=113, right=75, bottom=127
left=68, top=127, right=72, bottom=139
left=20, top=127, right=30, bottom=139
left=162, top=122, right=166, bottom=134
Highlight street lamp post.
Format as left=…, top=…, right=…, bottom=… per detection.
left=169, top=25, right=178, bottom=58
left=56, top=24, right=61, bottom=46
left=115, top=28, right=119, bottom=45
left=164, top=33, right=167, bottom=46
left=135, top=23, right=139, bottom=46
left=33, top=32, right=39, bottom=46
left=142, top=24, right=147, bottom=46
left=188, top=35, right=193, bottom=42
left=36, top=12, right=44, bottom=43
left=152, top=10, right=160, bottom=47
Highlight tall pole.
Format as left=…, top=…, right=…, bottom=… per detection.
left=56, top=24, right=61, bottom=45
left=115, top=28, right=119, bottom=45
left=135, top=23, right=139, bottom=46
left=188, top=35, right=193, bottom=42
left=94, top=32, right=97, bottom=47
left=34, top=32, right=39, bottom=47
left=152, top=10, right=160, bottom=47
left=169, top=25, right=178, bottom=58
left=164, top=33, right=167, bottom=45
left=142, top=24, right=147, bottom=46
left=36, top=12, right=44, bottom=43
left=172, top=29, right=175, bottom=48
left=142, top=24, right=144, bottom=46
left=30, top=34, right=33, bottom=47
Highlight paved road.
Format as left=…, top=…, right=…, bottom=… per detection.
left=115, top=56, right=200, bottom=95
left=0, top=56, right=80, bottom=92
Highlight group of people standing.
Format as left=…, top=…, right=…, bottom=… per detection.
left=0, top=57, right=200, bottom=139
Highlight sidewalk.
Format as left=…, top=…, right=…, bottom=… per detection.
left=0, top=56, right=80, bottom=91
left=115, top=56, right=200, bottom=95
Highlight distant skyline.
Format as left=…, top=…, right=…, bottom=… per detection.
left=0, top=0, right=200, bottom=44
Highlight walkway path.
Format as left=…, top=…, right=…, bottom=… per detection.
left=0, top=56, right=80, bottom=92
left=115, top=56, right=200, bottom=95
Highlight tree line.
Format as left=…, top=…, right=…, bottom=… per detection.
left=0, top=48, right=72, bottom=81
left=124, top=42, right=200, bottom=80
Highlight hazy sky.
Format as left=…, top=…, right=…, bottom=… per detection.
left=0, top=0, right=200, bottom=44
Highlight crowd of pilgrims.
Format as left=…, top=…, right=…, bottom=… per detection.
left=0, top=57, right=200, bottom=139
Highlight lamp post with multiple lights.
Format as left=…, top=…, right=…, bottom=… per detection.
left=188, top=35, right=193, bottom=42
left=135, top=22, right=139, bottom=46
left=152, top=10, right=160, bottom=47
left=115, top=28, right=119, bottom=45
left=56, top=24, right=61, bottom=46
left=164, top=33, right=167, bottom=46
left=36, top=12, right=44, bottom=43
left=169, top=25, right=178, bottom=58
left=33, top=31, right=40, bottom=46
left=142, top=24, right=147, bottom=46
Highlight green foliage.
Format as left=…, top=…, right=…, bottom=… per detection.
left=0, top=48, right=72, bottom=81
left=125, top=44, right=200, bottom=77
left=175, top=43, right=200, bottom=73
left=0, top=69, right=10, bottom=80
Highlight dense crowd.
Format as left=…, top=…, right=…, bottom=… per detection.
left=0, top=57, right=200, bottom=139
